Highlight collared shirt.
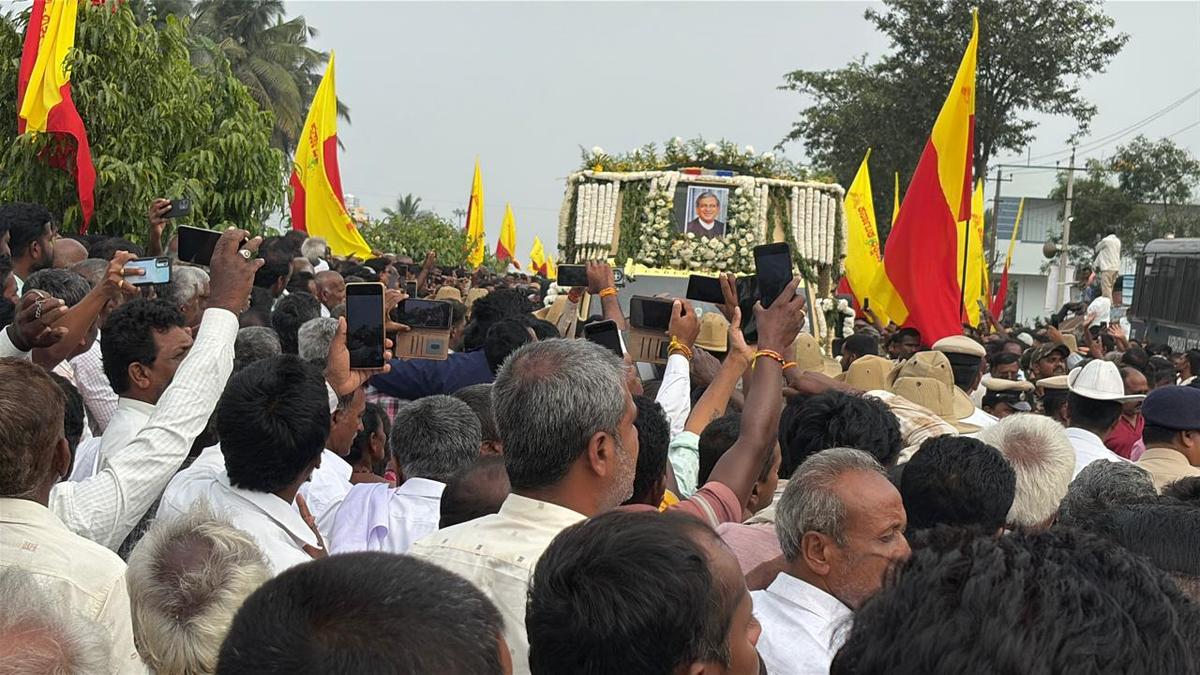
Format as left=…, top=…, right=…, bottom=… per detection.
left=1105, top=414, right=1145, bottom=460
left=668, top=431, right=701, bottom=498
left=656, top=353, right=692, bottom=438
left=0, top=326, right=26, bottom=359
left=70, top=437, right=103, bottom=482
left=297, top=450, right=353, bottom=540
left=320, top=304, right=331, bottom=318
left=962, top=406, right=998, bottom=432
left=1094, top=234, right=1121, bottom=272
left=0, top=498, right=142, bottom=673
left=49, top=308, right=237, bottom=550
left=1135, top=447, right=1200, bottom=492
left=70, top=338, right=119, bottom=436
left=369, top=349, right=493, bottom=400
left=1066, top=427, right=1128, bottom=478
left=410, top=494, right=587, bottom=675
left=753, top=573, right=853, bottom=675
left=1087, top=296, right=1112, bottom=326
left=100, top=398, right=157, bottom=464
left=328, top=477, right=444, bottom=554
left=867, top=390, right=957, bottom=464
left=158, top=468, right=319, bottom=575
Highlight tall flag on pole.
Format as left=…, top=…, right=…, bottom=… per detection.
left=843, top=149, right=890, bottom=325
left=990, top=197, right=1024, bottom=319
left=957, top=180, right=986, bottom=325
left=289, top=54, right=372, bottom=258
left=465, top=159, right=485, bottom=269
left=892, top=171, right=901, bottom=226
left=18, top=0, right=96, bottom=231
left=529, top=236, right=548, bottom=276
left=871, top=9, right=978, bottom=344
left=545, top=254, right=557, bottom=281
left=496, top=203, right=520, bottom=269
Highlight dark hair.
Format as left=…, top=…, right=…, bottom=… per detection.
left=1143, top=423, right=1180, bottom=447
left=279, top=229, right=307, bottom=256
left=944, top=352, right=982, bottom=391
left=463, top=289, right=537, bottom=350
left=286, top=271, right=315, bottom=296
left=516, top=314, right=560, bottom=341
left=1121, top=346, right=1150, bottom=372
left=100, top=299, right=186, bottom=394
left=1188, top=349, right=1200, bottom=376
left=88, top=237, right=143, bottom=261
left=987, top=351, right=1020, bottom=370
left=842, top=333, right=879, bottom=358
left=347, top=402, right=389, bottom=468
left=453, top=384, right=498, bottom=443
left=217, top=553, right=506, bottom=675
left=829, top=527, right=1200, bottom=674
left=899, top=436, right=1015, bottom=532
left=0, top=297, right=13, bottom=330
left=1148, top=356, right=1178, bottom=388
left=48, top=372, right=84, bottom=461
left=896, top=327, right=921, bottom=343
left=1085, top=504, right=1200, bottom=578
left=439, top=456, right=510, bottom=529
left=483, top=319, right=534, bottom=373
left=626, top=396, right=670, bottom=506
left=1066, top=392, right=1122, bottom=434
left=0, top=359, right=64, bottom=497
left=0, top=202, right=53, bottom=258
left=23, top=268, right=90, bottom=307
left=253, top=237, right=293, bottom=290
left=527, top=511, right=734, bottom=674
left=698, top=414, right=741, bottom=485
left=1162, top=476, right=1200, bottom=505
left=779, top=391, right=902, bottom=477
left=217, top=355, right=330, bottom=493
left=270, top=292, right=321, bottom=355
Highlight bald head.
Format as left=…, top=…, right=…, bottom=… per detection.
left=52, top=238, right=88, bottom=269
left=315, top=270, right=346, bottom=311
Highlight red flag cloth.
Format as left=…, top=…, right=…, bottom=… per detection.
left=18, top=0, right=97, bottom=232
left=990, top=264, right=1010, bottom=320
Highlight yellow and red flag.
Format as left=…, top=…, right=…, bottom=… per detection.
left=465, top=159, right=485, bottom=269
left=496, top=202, right=520, bottom=268
left=842, top=149, right=890, bottom=324
left=872, top=9, right=978, bottom=343
left=990, top=197, right=1024, bottom=319
left=545, top=254, right=557, bottom=281
left=529, top=236, right=548, bottom=276
left=290, top=54, right=371, bottom=258
left=18, top=0, right=96, bottom=230
left=892, top=171, right=901, bottom=227
left=957, top=180, right=986, bottom=325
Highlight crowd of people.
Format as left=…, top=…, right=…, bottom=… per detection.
left=1, top=198, right=1199, bottom=674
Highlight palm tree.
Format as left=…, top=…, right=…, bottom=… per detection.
left=190, top=0, right=349, bottom=153
left=383, top=194, right=424, bottom=220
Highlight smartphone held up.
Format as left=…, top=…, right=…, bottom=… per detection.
left=345, top=283, right=386, bottom=369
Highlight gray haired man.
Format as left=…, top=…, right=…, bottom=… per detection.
left=752, top=447, right=910, bottom=675
left=162, top=265, right=210, bottom=330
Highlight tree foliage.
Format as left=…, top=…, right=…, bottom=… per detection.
left=1049, top=135, right=1200, bottom=254
left=382, top=194, right=426, bottom=220
left=781, top=0, right=1127, bottom=241
left=0, top=4, right=286, bottom=238
left=360, top=212, right=471, bottom=266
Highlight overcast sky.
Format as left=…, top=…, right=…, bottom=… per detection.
left=290, top=1, right=1200, bottom=256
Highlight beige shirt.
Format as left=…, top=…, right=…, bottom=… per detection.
left=1135, top=447, right=1200, bottom=491
left=0, top=498, right=143, bottom=673
left=409, top=494, right=587, bottom=675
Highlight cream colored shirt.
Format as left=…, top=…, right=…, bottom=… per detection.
left=0, top=498, right=143, bottom=673
left=1135, top=447, right=1200, bottom=492
left=409, top=494, right=587, bottom=675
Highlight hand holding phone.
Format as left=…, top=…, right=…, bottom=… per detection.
left=754, top=243, right=794, bottom=309
left=177, top=226, right=224, bottom=266
left=686, top=275, right=725, bottom=304
left=345, top=283, right=386, bottom=369
left=557, top=264, right=588, bottom=288
left=583, top=320, right=625, bottom=358
left=126, top=257, right=172, bottom=286
left=163, top=198, right=192, bottom=219
left=629, top=296, right=674, bottom=332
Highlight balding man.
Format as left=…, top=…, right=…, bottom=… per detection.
left=315, top=270, right=345, bottom=317
left=52, top=237, right=88, bottom=269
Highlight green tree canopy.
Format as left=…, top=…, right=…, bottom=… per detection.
left=781, top=0, right=1127, bottom=241
left=0, top=3, right=285, bottom=237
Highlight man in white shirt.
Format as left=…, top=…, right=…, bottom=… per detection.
left=753, top=448, right=911, bottom=675
left=315, top=270, right=345, bottom=318
left=329, top=394, right=481, bottom=554
left=98, top=299, right=194, bottom=463
left=297, top=384, right=366, bottom=538
left=1063, top=360, right=1145, bottom=477
left=1094, top=232, right=1121, bottom=300
left=0, top=358, right=142, bottom=672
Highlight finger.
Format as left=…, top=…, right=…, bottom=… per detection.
left=121, top=266, right=145, bottom=277
left=332, top=316, right=348, bottom=349
left=672, top=299, right=683, bottom=317
left=731, top=307, right=742, bottom=331
left=781, top=276, right=803, bottom=304
left=240, top=235, right=264, bottom=257
left=214, top=228, right=249, bottom=258
left=295, top=492, right=314, bottom=522
left=39, top=304, right=70, bottom=325
left=112, top=250, right=138, bottom=266
left=679, top=298, right=695, bottom=315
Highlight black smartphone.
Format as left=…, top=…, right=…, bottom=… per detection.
left=583, top=320, right=625, bottom=358
left=395, top=299, right=453, bottom=330
left=126, top=257, right=172, bottom=286
left=754, top=243, right=794, bottom=308
left=557, top=264, right=588, bottom=288
left=405, top=280, right=418, bottom=297
left=176, top=225, right=222, bottom=266
left=686, top=275, right=725, bottom=304
left=345, top=283, right=386, bottom=369
left=629, top=296, right=674, bottom=332
left=163, top=198, right=192, bottom=219
left=863, top=297, right=870, bottom=312
left=395, top=263, right=410, bottom=278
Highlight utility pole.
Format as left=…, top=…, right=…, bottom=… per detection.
left=987, top=167, right=1003, bottom=269
left=1058, top=146, right=1077, bottom=306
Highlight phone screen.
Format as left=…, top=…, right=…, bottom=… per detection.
left=405, top=280, right=418, bottom=298
left=557, top=264, right=588, bottom=288
left=345, top=284, right=385, bottom=369
left=127, top=257, right=171, bottom=286
left=396, top=299, right=453, bottom=330
left=629, top=296, right=673, bottom=332
left=177, top=226, right=222, bottom=266
left=686, top=275, right=725, bottom=304
left=583, top=320, right=625, bottom=358
left=754, top=243, right=794, bottom=308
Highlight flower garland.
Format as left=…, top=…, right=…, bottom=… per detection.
left=633, top=172, right=764, bottom=273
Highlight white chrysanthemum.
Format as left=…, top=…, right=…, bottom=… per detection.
left=591, top=146, right=605, bottom=156
left=704, top=143, right=718, bottom=152
left=745, top=145, right=755, bottom=155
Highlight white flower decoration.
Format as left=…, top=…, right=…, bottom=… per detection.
left=763, top=152, right=775, bottom=160
left=704, top=143, right=718, bottom=152
left=591, top=146, right=605, bottom=157
left=745, top=145, right=755, bottom=155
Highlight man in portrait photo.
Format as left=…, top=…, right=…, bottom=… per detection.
left=683, top=190, right=726, bottom=239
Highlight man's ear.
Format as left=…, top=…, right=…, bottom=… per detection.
left=51, top=438, right=71, bottom=481
left=801, top=531, right=834, bottom=576
left=584, top=431, right=615, bottom=479
left=128, top=362, right=153, bottom=392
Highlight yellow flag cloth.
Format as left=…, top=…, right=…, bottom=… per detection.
left=957, top=180, right=986, bottom=325
left=496, top=203, right=520, bottom=268
left=843, top=149, right=890, bottom=324
left=465, top=160, right=485, bottom=268
left=529, top=236, right=547, bottom=276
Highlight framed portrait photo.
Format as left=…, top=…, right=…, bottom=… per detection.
left=673, top=185, right=729, bottom=239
